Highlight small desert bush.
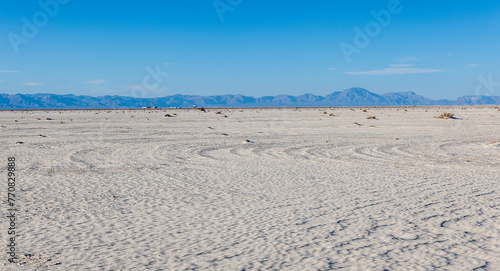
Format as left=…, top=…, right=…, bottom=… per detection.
left=437, top=113, right=455, bottom=119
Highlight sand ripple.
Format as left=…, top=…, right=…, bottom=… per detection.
left=1, top=107, right=499, bottom=270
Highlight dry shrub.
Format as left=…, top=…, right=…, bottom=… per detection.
left=437, top=113, right=455, bottom=119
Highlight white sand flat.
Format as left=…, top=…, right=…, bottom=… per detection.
left=0, top=106, right=499, bottom=270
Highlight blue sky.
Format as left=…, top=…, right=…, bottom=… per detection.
left=1, top=0, right=499, bottom=99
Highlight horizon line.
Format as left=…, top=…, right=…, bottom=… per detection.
left=1, top=88, right=497, bottom=100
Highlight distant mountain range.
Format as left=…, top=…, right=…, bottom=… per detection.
left=1, top=88, right=499, bottom=109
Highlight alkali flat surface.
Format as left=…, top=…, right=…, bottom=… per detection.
left=1, top=106, right=499, bottom=270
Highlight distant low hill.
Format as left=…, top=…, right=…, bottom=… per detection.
left=1, top=88, right=499, bottom=109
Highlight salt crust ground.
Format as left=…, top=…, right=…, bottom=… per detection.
left=1, top=106, right=499, bottom=270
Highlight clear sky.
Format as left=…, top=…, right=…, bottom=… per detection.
left=1, top=0, right=499, bottom=99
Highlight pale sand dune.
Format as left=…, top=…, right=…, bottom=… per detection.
left=0, top=106, right=499, bottom=270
